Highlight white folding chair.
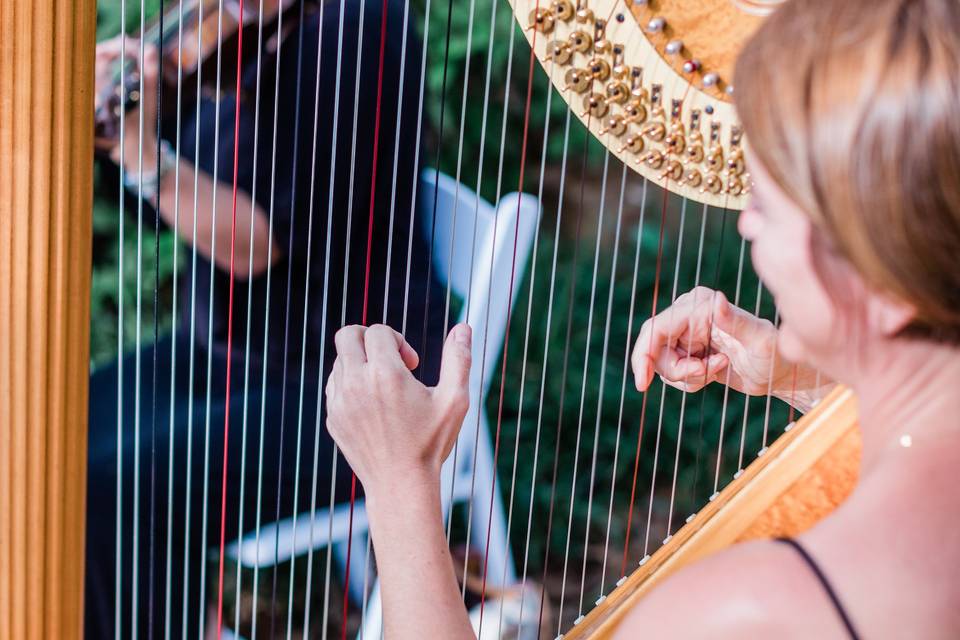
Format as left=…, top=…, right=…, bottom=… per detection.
left=224, top=168, right=541, bottom=639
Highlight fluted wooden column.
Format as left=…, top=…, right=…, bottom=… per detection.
left=0, top=0, right=97, bottom=638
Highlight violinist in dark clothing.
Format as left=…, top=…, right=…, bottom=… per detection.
left=86, top=1, right=446, bottom=636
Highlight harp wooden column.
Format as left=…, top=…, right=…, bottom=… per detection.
left=0, top=0, right=97, bottom=638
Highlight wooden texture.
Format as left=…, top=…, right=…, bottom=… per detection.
left=627, top=0, right=767, bottom=102
left=0, top=0, right=97, bottom=638
left=510, top=0, right=760, bottom=210
left=563, top=387, right=860, bottom=639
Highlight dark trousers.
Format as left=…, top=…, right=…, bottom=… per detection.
left=86, top=331, right=356, bottom=639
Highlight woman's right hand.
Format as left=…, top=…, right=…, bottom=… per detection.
left=631, top=286, right=822, bottom=401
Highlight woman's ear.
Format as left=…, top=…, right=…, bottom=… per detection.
left=868, top=290, right=917, bottom=337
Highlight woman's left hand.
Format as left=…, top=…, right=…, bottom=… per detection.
left=325, top=323, right=472, bottom=495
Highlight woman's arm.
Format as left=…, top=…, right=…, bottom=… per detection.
left=97, top=39, right=279, bottom=278
left=325, top=324, right=475, bottom=639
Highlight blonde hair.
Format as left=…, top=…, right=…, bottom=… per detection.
left=735, top=0, right=960, bottom=342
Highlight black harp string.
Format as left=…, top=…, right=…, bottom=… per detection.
left=267, top=0, right=308, bottom=631
left=535, top=121, right=593, bottom=640
left=162, top=0, right=188, bottom=634
left=417, top=0, right=456, bottom=382
left=689, top=206, right=731, bottom=507
left=233, top=0, right=268, bottom=635
left=114, top=2, right=128, bottom=637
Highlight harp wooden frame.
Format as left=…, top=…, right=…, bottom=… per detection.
left=0, top=0, right=97, bottom=638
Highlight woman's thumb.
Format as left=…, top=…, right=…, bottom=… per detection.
left=437, top=324, right=472, bottom=400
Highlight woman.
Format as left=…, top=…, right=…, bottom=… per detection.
left=324, top=0, right=960, bottom=637
left=86, top=0, right=447, bottom=636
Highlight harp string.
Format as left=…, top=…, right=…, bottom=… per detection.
left=213, top=0, right=248, bottom=629
left=619, top=177, right=668, bottom=577
left=266, top=0, right=309, bottom=630
left=114, top=1, right=127, bottom=636
left=599, top=176, right=649, bottom=595
left=536, top=123, right=592, bottom=640
left=761, top=307, right=782, bottom=450
left=147, top=0, right=167, bottom=632
left=575, top=161, right=629, bottom=619
left=232, top=0, right=267, bottom=634
left=435, top=0, right=477, bottom=558
left=712, top=235, right=748, bottom=496
left=416, top=0, right=456, bottom=376
left=736, top=280, right=768, bottom=470
left=197, top=1, right=228, bottom=634
left=514, top=102, right=573, bottom=639
left=688, top=207, right=731, bottom=507
left=280, top=0, right=335, bottom=634
left=180, top=0, right=208, bottom=633
left=641, top=195, right=689, bottom=556
left=663, top=203, right=711, bottom=539
left=342, top=0, right=393, bottom=631
left=555, top=148, right=612, bottom=627
left=131, top=0, right=148, bottom=632
left=249, top=2, right=289, bottom=637
left=475, top=4, right=544, bottom=631
left=316, top=0, right=355, bottom=635
left=439, top=0, right=506, bottom=558
left=163, top=0, right=188, bottom=634
left=457, top=0, right=521, bottom=600
left=495, top=49, right=559, bottom=640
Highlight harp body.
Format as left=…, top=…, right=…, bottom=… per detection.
left=0, top=0, right=861, bottom=638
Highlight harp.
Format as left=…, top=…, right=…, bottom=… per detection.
left=0, top=0, right=860, bottom=638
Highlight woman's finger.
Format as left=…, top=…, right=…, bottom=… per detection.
left=364, top=324, right=408, bottom=368
left=334, top=325, right=368, bottom=365
left=632, top=296, right=710, bottom=390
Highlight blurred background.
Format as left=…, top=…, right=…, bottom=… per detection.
left=90, top=0, right=787, bottom=636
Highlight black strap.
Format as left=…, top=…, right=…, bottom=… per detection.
left=776, top=537, right=862, bottom=640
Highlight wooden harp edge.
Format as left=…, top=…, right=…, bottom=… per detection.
left=563, top=385, right=859, bottom=639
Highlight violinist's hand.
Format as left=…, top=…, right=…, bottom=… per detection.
left=325, top=324, right=472, bottom=494
left=631, top=287, right=826, bottom=408
left=94, top=36, right=160, bottom=168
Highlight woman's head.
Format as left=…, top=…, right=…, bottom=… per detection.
left=733, top=0, right=960, bottom=375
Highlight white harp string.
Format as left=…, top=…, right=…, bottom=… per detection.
left=114, top=2, right=127, bottom=637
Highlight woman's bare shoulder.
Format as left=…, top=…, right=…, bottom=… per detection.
left=612, top=539, right=854, bottom=639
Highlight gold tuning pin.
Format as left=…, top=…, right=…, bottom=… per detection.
left=528, top=8, right=555, bottom=33
left=604, top=81, right=630, bottom=105
left=684, top=167, right=702, bottom=187
left=706, top=122, right=724, bottom=172
left=643, top=149, right=665, bottom=169
left=641, top=84, right=666, bottom=141
left=552, top=0, right=575, bottom=21
left=581, top=92, right=610, bottom=119
left=618, top=133, right=645, bottom=154
left=665, top=99, right=686, bottom=155
left=575, top=1, right=594, bottom=24
left=546, top=40, right=574, bottom=65
left=726, top=175, right=744, bottom=195
left=621, top=102, right=648, bottom=125
left=564, top=68, right=592, bottom=93
left=662, top=159, right=683, bottom=181
left=587, top=58, right=611, bottom=81
left=599, top=114, right=627, bottom=136
left=568, top=30, right=593, bottom=53
left=726, top=126, right=746, bottom=176
left=702, top=172, right=723, bottom=194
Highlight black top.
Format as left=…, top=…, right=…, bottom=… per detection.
left=776, top=537, right=861, bottom=640
left=165, top=0, right=445, bottom=385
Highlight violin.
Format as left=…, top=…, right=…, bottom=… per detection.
left=94, top=0, right=308, bottom=144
